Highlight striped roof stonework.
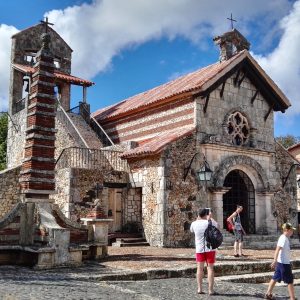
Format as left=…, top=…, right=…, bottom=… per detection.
left=120, top=126, right=195, bottom=159
left=93, top=50, right=291, bottom=122
left=13, top=64, right=94, bottom=86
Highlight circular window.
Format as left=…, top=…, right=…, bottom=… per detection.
left=227, top=112, right=250, bottom=146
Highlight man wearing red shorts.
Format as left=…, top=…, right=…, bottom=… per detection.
left=190, top=208, right=218, bottom=295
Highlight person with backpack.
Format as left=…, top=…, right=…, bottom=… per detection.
left=227, top=205, right=246, bottom=257
left=190, top=208, right=219, bottom=295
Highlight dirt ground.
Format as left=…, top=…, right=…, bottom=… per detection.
left=100, top=246, right=300, bottom=271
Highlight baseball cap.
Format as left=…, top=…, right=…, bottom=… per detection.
left=282, top=223, right=296, bottom=230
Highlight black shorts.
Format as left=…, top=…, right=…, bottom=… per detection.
left=272, top=262, right=294, bottom=284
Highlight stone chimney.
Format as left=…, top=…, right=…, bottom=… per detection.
left=19, top=31, right=57, bottom=200
left=213, top=29, right=250, bottom=62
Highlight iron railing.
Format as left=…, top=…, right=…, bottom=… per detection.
left=55, top=147, right=129, bottom=172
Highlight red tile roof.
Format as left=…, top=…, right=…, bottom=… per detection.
left=12, top=63, right=94, bottom=86
left=120, top=126, right=195, bottom=158
left=93, top=50, right=290, bottom=121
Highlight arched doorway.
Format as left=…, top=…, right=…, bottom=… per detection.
left=223, top=170, right=255, bottom=234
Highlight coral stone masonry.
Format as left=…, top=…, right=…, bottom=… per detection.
left=19, top=32, right=56, bottom=195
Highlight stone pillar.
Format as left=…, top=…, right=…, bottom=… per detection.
left=19, top=32, right=56, bottom=200
left=258, top=191, right=279, bottom=235
left=210, top=187, right=231, bottom=228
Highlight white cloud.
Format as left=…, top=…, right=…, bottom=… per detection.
left=0, top=24, right=18, bottom=111
left=45, top=0, right=292, bottom=79
left=255, top=1, right=300, bottom=116
left=0, top=0, right=297, bottom=114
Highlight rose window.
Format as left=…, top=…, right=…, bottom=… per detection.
left=227, top=112, right=250, bottom=146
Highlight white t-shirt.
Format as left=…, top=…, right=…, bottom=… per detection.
left=190, top=219, right=218, bottom=253
left=277, top=234, right=291, bottom=264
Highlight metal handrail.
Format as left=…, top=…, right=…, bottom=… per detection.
left=90, top=115, right=114, bottom=146
left=56, top=101, right=90, bottom=149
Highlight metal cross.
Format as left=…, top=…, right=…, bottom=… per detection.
left=227, top=13, right=237, bottom=30
left=40, top=17, right=54, bottom=33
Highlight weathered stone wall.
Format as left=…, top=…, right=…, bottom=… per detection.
left=196, top=73, right=275, bottom=152
left=128, top=133, right=200, bottom=247
left=11, top=25, right=71, bottom=73
left=0, top=166, right=21, bottom=218
left=274, top=142, right=298, bottom=226
left=51, top=167, right=127, bottom=222
left=128, top=156, right=162, bottom=245
left=162, top=132, right=201, bottom=247
left=101, top=97, right=194, bottom=144
left=124, top=187, right=142, bottom=231
left=6, top=109, right=27, bottom=168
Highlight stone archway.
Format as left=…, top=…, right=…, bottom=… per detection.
left=210, top=155, right=270, bottom=233
left=223, top=169, right=255, bottom=233
left=212, top=155, right=269, bottom=190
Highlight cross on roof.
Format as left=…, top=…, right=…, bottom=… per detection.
left=227, top=13, right=237, bottom=30
left=40, top=17, right=54, bottom=33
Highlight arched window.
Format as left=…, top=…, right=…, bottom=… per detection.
left=227, top=111, right=250, bottom=146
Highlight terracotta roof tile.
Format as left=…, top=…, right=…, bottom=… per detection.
left=13, top=63, right=94, bottom=86
left=93, top=50, right=291, bottom=121
left=120, top=126, right=195, bottom=159
left=93, top=51, right=246, bottom=120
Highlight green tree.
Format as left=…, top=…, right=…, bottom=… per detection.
left=0, top=113, right=8, bottom=170
left=276, top=134, right=300, bottom=149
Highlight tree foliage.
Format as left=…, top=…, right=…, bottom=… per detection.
left=0, top=113, right=8, bottom=170
left=275, top=134, right=300, bottom=149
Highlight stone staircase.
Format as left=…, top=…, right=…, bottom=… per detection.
left=112, top=237, right=150, bottom=247
left=221, top=232, right=300, bottom=249
left=214, top=259, right=300, bottom=285
left=68, top=113, right=103, bottom=149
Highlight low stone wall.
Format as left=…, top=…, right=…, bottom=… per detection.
left=0, top=166, right=21, bottom=219
left=51, top=167, right=128, bottom=222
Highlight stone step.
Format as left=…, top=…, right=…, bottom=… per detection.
left=215, top=269, right=300, bottom=284
left=68, top=113, right=103, bottom=149
left=112, top=241, right=150, bottom=247
left=116, top=237, right=147, bottom=243
left=212, top=260, right=300, bottom=278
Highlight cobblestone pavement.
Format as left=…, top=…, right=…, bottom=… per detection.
left=1, top=247, right=300, bottom=299
left=0, top=266, right=299, bottom=300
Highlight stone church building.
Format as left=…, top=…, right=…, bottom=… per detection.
left=1, top=22, right=298, bottom=250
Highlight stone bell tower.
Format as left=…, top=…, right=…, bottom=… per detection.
left=213, top=28, right=250, bottom=62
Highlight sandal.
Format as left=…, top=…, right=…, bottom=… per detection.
left=197, top=291, right=205, bottom=294
left=234, top=254, right=239, bottom=257
left=264, top=294, right=274, bottom=300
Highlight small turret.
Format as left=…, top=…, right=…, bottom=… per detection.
left=213, top=28, right=250, bottom=62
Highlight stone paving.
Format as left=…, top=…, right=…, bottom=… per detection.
left=0, top=266, right=299, bottom=300
left=0, top=246, right=300, bottom=299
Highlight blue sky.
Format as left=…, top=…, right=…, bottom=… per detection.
left=0, top=0, right=299, bottom=137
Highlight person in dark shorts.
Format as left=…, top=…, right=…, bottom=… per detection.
left=265, top=222, right=297, bottom=300
left=227, top=205, right=245, bottom=257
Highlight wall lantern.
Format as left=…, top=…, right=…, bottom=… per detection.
left=183, top=152, right=213, bottom=183
left=197, top=160, right=213, bottom=182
